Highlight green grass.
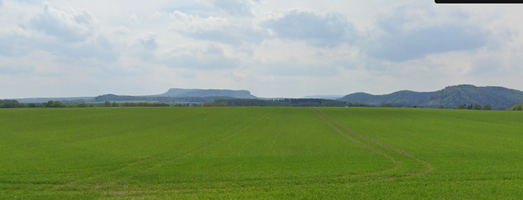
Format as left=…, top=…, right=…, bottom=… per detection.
left=0, top=107, right=522, bottom=199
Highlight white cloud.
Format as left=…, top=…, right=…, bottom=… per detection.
left=30, top=2, right=98, bottom=42
left=1, top=0, right=523, bottom=98
left=128, top=13, right=140, bottom=24
left=170, top=11, right=230, bottom=32
left=169, top=10, right=267, bottom=45
left=136, top=31, right=158, bottom=50
left=157, top=43, right=240, bottom=70
left=113, top=26, right=130, bottom=35
left=362, top=6, right=491, bottom=62
left=262, top=9, right=358, bottom=47
left=212, top=0, right=255, bottom=16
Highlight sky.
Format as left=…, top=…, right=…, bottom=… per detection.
left=1, top=0, right=523, bottom=98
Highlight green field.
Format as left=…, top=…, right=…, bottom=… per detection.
left=1, top=107, right=522, bottom=199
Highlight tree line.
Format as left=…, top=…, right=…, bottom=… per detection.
left=0, top=100, right=93, bottom=108
left=212, top=98, right=374, bottom=107
left=120, top=102, right=168, bottom=107
left=3, top=98, right=522, bottom=110
left=0, top=100, right=172, bottom=108
left=455, top=103, right=492, bottom=110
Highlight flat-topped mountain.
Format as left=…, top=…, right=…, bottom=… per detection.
left=155, top=88, right=257, bottom=99
left=338, top=84, right=523, bottom=110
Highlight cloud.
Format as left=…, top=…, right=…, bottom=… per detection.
left=0, top=35, right=32, bottom=57
left=61, top=35, right=117, bottom=61
left=171, top=11, right=230, bottom=32
left=30, top=2, right=97, bottom=42
left=212, top=0, right=254, bottom=16
left=113, top=26, right=130, bottom=35
left=170, top=10, right=266, bottom=45
left=0, top=62, right=34, bottom=75
left=255, top=59, right=339, bottom=77
left=364, top=7, right=491, bottom=62
left=158, top=44, right=240, bottom=70
left=136, top=32, right=158, bottom=50
left=262, top=10, right=358, bottom=47
left=0, top=0, right=3, bottom=7
left=0, top=51, right=66, bottom=77
left=0, top=33, right=117, bottom=62
left=1, top=0, right=522, bottom=98
left=183, top=27, right=266, bottom=45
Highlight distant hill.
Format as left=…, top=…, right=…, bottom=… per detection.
left=16, top=97, right=93, bottom=103
left=338, top=85, right=523, bottom=110
left=13, top=88, right=256, bottom=104
left=155, top=88, right=257, bottom=99
left=92, top=94, right=236, bottom=103
left=419, top=85, right=523, bottom=110
left=338, top=90, right=435, bottom=107
left=302, top=95, right=344, bottom=100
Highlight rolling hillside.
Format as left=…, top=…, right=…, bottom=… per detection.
left=420, top=85, right=523, bottom=110
left=338, top=84, right=523, bottom=110
left=338, top=90, right=435, bottom=107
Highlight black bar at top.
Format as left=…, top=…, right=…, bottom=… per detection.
left=436, top=0, right=523, bottom=3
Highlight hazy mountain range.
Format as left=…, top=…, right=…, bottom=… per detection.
left=12, top=84, right=523, bottom=110
left=302, top=95, right=345, bottom=100
left=338, top=84, right=523, bottom=110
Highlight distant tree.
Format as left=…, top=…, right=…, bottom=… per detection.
left=104, top=101, right=111, bottom=107
left=472, top=103, right=482, bottom=110
left=483, top=104, right=492, bottom=110
left=380, top=103, right=394, bottom=107
left=510, top=104, right=523, bottom=111
left=213, top=102, right=226, bottom=106
left=438, top=105, right=444, bottom=109
left=0, top=99, right=22, bottom=108
left=43, top=100, right=53, bottom=107
left=111, top=101, right=119, bottom=107
left=53, top=101, right=66, bottom=107
left=466, top=104, right=473, bottom=110
left=457, top=104, right=466, bottom=109
left=43, top=100, right=66, bottom=108
left=77, top=103, right=89, bottom=107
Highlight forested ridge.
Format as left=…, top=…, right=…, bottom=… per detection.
left=338, top=84, right=523, bottom=110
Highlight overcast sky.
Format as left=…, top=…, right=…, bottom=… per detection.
left=1, top=0, right=522, bottom=98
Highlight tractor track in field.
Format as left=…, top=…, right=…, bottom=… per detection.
left=42, top=107, right=401, bottom=194
left=310, top=108, right=400, bottom=165
left=104, top=108, right=277, bottom=186
left=312, top=108, right=433, bottom=176
left=47, top=108, right=275, bottom=192
left=13, top=107, right=435, bottom=196
left=44, top=108, right=232, bottom=192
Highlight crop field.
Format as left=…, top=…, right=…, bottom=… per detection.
left=0, top=107, right=522, bottom=199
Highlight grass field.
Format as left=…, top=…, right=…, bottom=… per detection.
left=0, top=107, right=522, bottom=199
